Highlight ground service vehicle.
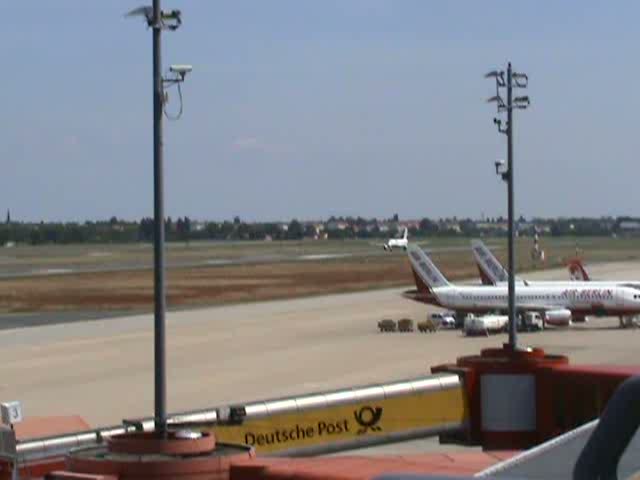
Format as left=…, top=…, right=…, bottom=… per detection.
left=417, top=318, right=437, bottom=333
left=377, top=319, right=397, bottom=332
left=397, top=318, right=414, bottom=332
left=464, top=314, right=508, bottom=336
left=430, top=312, right=456, bottom=329
left=521, top=312, right=544, bottom=331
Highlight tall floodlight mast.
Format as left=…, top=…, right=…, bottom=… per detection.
left=126, top=0, right=191, bottom=435
left=486, top=63, right=530, bottom=350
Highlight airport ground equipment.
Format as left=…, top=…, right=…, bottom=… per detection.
left=430, top=312, right=456, bottom=329
left=377, top=319, right=397, bottom=332
left=417, top=319, right=437, bottom=333
left=463, top=314, right=508, bottom=337
left=520, top=312, right=544, bottom=332
left=397, top=318, right=414, bottom=332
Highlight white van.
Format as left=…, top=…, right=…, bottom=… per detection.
left=430, top=312, right=456, bottom=329
left=522, top=312, right=544, bottom=331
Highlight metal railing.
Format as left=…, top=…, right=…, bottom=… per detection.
left=13, top=373, right=465, bottom=462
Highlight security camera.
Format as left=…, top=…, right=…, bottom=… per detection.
left=494, top=159, right=505, bottom=175
left=169, top=64, right=193, bottom=76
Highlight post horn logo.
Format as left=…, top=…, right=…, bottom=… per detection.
left=354, top=406, right=383, bottom=435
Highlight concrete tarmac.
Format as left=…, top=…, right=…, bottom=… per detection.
left=0, top=244, right=479, bottom=279
left=0, top=261, right=638, bottom=430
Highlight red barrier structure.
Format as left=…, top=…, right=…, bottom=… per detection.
left=433, top=344, right=640, bottom=450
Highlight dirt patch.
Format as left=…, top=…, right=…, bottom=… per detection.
left=2, top=238, right=640, bottom=314
left=0, top=256, right=437, bottom=313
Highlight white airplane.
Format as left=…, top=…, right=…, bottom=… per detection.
left=374, top=228, right=408, bottom=252
left=407, top=244, right=640, bottom=327
left=567, top=258, right=591, bottom=281
left=471, top=239, right=640, bottom=325
left=472, top=239, right=640, bottom=290
left=470, top=239, right=526, bottom=286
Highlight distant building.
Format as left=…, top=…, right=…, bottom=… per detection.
left=619, top=220, right=640, bottom=232
left=439, top=221, right=462, bottom=234
left=191, top=221, right=205, bottom=232
left=398, top=221, right=420, bottom=230
left=326, top=220, right=349, bottom=231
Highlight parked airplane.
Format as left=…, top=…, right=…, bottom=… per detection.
left=407, top=244, right=640, bottom=327
left=568, top=258, right=590, bottom=281
left=472, top=239, right=640, bottom=290
left=373, top=228, right=408, bottom=252
left=471, top=239, right=640, bottom=325
left=471, top=239, right=525, bottom=286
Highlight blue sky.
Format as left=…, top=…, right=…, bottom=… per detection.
left=3, top=2, right=640, bottom=222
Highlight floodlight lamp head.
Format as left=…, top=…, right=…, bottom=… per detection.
left=513, top=75, right=528, bottom=88
left=169, top=64, right=193, bottom=80
left=161, top=9, right=182, bottom=30
left=485, top=70, right=500, bottom=79
left=514, top=96, right=530, bottom=107
left=125, top=5, right=153, bottom=25
left=513, top=72, right=528, bottom=84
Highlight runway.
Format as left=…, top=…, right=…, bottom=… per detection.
left=0, top=244, right=481, bottom=279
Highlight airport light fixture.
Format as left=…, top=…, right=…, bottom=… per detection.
left=126, top=0, right=191, bottom=436
left=486, top=62, right=530, bottom=350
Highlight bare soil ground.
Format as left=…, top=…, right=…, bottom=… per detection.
left=0, top=257, right=415, bottom=312
left=1, top=237, right=639, bottom=313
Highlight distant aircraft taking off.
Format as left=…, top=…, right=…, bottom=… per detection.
left=374, top=228, right=408, bottom=252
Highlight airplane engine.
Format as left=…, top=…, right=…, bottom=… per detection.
left=544, top=309, right=572, bottom=327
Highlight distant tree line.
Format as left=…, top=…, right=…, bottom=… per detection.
left=0, top=215, right=635, bottom=246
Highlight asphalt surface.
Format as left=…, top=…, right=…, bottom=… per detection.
left=0, top=244, right=494, bottom=279
left=0, top=260, right=639, bottom=432
left=0, top=311, right=136, bottom=330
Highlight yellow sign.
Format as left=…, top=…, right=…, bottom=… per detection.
left=196, top=388, right=467, bottom=454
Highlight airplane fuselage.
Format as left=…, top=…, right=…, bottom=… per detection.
left=384, top=238, right=408, bottom=251
left=430, top=284, right=640, bottom=316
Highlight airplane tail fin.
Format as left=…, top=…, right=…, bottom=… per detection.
left=568, top=258, right=591, bottom=281
left=407, top=244, right=450, bottom=292
left=471, top=239, right=508, bottom=285
left=402, top=227, right=408, bottom=240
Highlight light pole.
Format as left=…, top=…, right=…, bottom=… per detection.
left=486, top=62, right=530, bottom=350
left=126, top=1, right=191, bottom=435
